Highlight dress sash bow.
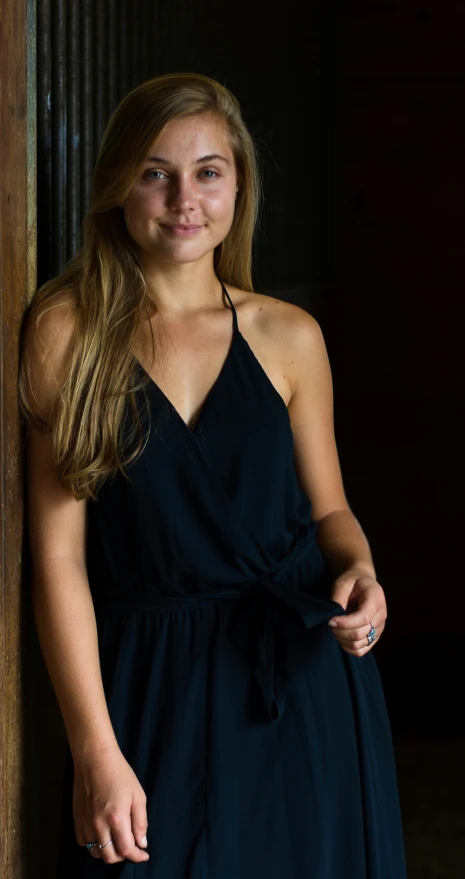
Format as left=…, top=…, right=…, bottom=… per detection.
left=226, top=527, right=346, bottom=721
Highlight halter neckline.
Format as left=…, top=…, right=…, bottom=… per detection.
left=132, top=280, right=290, bottom=437
left=220, top=280, right=239, bottom=334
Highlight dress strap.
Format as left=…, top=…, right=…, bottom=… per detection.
left=220, top=280, right=239, bottom=334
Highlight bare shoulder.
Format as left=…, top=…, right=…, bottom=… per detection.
left=227, top=286, right=323, bottom=398
left=230, top=286, right=320, bottom=343
left=21, top=290, right=78, bottom=429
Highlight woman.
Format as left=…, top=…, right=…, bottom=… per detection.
left=20, top=73, right=406, bottom=877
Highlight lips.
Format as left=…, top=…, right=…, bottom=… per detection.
left=164, top=224, right=203, bottom=231
left=161, top=223, right=205, bottom=238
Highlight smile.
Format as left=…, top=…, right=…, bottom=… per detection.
left=162, top=224, right=204, bottom=236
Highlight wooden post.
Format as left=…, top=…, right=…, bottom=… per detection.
left=0, top=0, right=36, bottom=875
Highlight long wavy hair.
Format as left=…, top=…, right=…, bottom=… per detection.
left=19, top=72, right=262, bottom=501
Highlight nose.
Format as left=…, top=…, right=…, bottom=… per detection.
left=168, top=175, right=198, bottom=213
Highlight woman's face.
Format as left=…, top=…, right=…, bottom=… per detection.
left=123, top=113, right=239, bottom=268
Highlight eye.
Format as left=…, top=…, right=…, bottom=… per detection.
left=142, top=168, right=220, bottom=182
left=144, top=169, right=166, bottom=180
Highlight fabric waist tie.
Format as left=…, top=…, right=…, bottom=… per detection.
left=94, top=527, right=346, bottom=723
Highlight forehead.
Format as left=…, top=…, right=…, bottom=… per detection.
left=145, top=114, right=233, bottom=160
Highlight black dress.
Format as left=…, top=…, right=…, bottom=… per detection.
left=56, top=281, right=407, bottom=877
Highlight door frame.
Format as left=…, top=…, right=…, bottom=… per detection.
left=0, top=0, right=36, bottom=875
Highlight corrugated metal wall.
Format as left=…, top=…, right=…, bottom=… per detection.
left=36, top=0, right=159, bottom=285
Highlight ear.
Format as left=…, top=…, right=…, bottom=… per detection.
left=235, top=168, right=242, bottom=197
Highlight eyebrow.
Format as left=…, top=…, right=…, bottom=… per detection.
left=144, top=153, right=230, bottom=166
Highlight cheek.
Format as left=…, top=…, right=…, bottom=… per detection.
left=126, top=187, right=162, bottom=222
left=203, top=190, right=236, bottom=219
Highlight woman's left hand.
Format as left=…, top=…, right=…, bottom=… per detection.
left=328, top=568, right=387, bottom=656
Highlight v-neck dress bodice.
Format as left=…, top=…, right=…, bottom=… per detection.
left=87, top=283, right=315, bottom=598
left=56, top=281, right=407, bottom=878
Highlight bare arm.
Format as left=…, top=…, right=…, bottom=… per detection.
left=314, top=510, right=376, bottom=581
left=286, top=309, right=376, bottom=579
left=281, top=304, right=387, bottom=655
left=27, top=427, right=118, bottom=760
left=24, top=298, right=117, bottom=759
left=23, top=300, right=149, bottom=864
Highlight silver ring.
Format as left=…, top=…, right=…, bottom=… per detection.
left=86, top=839, right=113, bottom=852
left=367, top=624, right=376, bottom=646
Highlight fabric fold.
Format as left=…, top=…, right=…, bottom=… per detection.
left=227, top=578, right=346, bottom=721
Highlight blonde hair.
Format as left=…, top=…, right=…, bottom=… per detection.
left=19, top=72, right=262, bottom=501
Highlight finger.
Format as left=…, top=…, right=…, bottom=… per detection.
left=336, top=616, right=384, bottom=645
left=74, top=818, right=87, bottom=848
left=73, top=793, right=88, bottom=848
left=335, top=611, right=381, bottom=638
left=329, top=602, right=381, bottom=630
left=340, top=622, right=385, bottom=655
left=82, top=823, right=104, bottom=860
left=333, top=619, right=375, bottom=645
left=89, top=842, right=102, bottom=859
left=351, top=622, right=384, bottom=650
left=87, top=819, right=124, bottom=864
left=108, top=813, right=150, bottom=864
left=131, top=794, right=149, bottom=850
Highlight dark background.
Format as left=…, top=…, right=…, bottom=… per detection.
left=29, top=1, right=464, bottom=875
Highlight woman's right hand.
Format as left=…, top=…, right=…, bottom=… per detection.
left=72, top=744, right=150, bottom=865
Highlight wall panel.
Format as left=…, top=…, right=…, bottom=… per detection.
left=37, top=0, right=156, bottom=285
